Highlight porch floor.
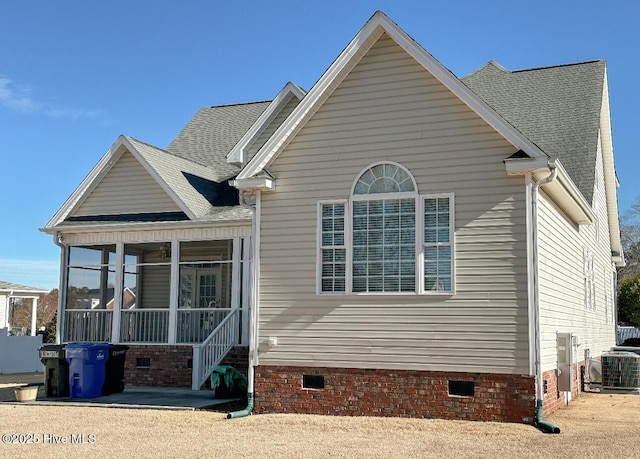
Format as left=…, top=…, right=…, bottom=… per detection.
left=0, top=373, right=240, bottom=411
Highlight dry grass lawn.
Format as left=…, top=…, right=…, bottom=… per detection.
left=0, top=391, right=639, bottom=458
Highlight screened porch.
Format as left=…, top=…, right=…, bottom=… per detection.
left=60, top=238, right=248, bottom=345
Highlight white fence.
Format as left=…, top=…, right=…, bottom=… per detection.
left=0, top=328, right=43, bottom=374
left=618, top=326, right=640, bottom=345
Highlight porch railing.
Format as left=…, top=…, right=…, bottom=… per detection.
left=64, top=310, right=113, bottom=342
left=120, top=309, right=169, bottom=343
left=192, top=308, right=239, bottom=390
left=62, top=307, right=239, bottom=348
left=177, top=308, right=232, bottom=344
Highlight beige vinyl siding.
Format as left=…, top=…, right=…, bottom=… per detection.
left=73, top=151, right=181, bottom=217
left=538, top=132, right=616, bottom=371
left=257, top=34, right=530, bottom=374
left=247, top=96, right=300, bottom=162
left=137, top=251, right=170, bottom=309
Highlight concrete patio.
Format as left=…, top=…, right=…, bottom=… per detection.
left=0, top=372, right=239, bottom=410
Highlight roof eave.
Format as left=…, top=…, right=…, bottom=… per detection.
left=598, top=71, right=623, bottom=260
left=0, top=288, right=49, bottom=295
left=534, top=160, right=595, bottom=225
left=231, top=177, right=275, bottom=191
left=504, top=156, right=549, bottom=175
left=44, top=135, right=205, bottom=230
left=237, top=11, right=548, bottom=181
left=40, top=218, right=252, bottom=235
left=121, top=137, right=199, bottom=220
left=227, top=82, right=306, bottom=167
left=44, top=135, right=130, bottom=230
left=505, top=157, right=594, bottom=225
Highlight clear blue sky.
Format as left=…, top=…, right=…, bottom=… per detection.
left=1, top=1, right=638, bottom=290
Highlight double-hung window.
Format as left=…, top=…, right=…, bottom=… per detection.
left=318, top=162, right=455, bottom=295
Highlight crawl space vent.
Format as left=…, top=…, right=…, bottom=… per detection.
left=448, top=380, right=474, bottom=397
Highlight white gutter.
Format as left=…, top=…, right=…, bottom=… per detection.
left=530, top=163, right=557, bottom=399
left=527, top=163, right=561, bottom=433
left=228, top=190, right=261, bottom=418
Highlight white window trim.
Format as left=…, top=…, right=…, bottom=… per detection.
left=316, top=200, right=348, bottom=295
left=583, top=247, right=596, bottom=311
left=317, top=193, right=455, bottom=296
left=421, top=193, right=456, bottom=296
left=350, top=161, right=418, bottom=196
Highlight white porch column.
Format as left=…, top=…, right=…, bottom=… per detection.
left=231, top=237, right=242, bottom=344
left=56, top=243, right=69, bottom=344
left=30, top=297, right=38, bottom=336
left=168, top=239, right=180, bottom=344
left=111, top=242, right=124, bottom=344
left=241, top=237, right=251, bottom=345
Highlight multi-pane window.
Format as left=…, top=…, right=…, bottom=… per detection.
left=318, top=162, right=454, bottom=295
left=320, top=203, right=346, bottom=293
left=424, top=196, right=453, bottom=292
left=583, top=248, right=596, bottom=311
left=352, top=198, right=415, bottom=293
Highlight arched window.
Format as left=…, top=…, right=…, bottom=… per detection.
left=351, top=163, right=417, bottom=293
left=318, top=162, right=454, bottom=295
left=353, top=163, right=416, bottom=194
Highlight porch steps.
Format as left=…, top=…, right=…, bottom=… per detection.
left=192, top=309, right=240, bottom=390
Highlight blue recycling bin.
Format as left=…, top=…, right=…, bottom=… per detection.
left=66, top=343, right=109, bottom=398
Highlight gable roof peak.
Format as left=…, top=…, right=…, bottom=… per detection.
left=462, top=60, right=510, bottom=79
left=237, top=10, right=549, bottom=182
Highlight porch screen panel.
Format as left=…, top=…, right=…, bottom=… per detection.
left=178, top=240, right=233, bottom=343
left=120, top=243, right=171, bottom=343
left=64, top=245, right=116, bottom=342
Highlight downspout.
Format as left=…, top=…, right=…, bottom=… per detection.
left=613, top=269, right=619, bottom=345
left=530, top=163, right=561, bottom=434
left=228, top=190, right=258, bottom=419
left=52, top=232, right=68, bottom=345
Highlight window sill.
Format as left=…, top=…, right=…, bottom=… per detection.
left=317, top=291, right=454, bottom=297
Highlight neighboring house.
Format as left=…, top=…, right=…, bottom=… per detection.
left=42, top=12, right=623, bottom=423
left=0, top=280, right=48, bottom=335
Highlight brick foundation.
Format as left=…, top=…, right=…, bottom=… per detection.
left=124, top=345, right=193, bottom=387
left=123, top=345, right=249, bottom=388
left=541, top=360, right=585, bottom=415
left=255, top=366, right=536, bottom=423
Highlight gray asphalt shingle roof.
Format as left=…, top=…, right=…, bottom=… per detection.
left=60, top=60, right=605, bottom=228
left=0, top=280, right=47, bottom=293
left=461, top=60, right=605, bottom=204
left=167, top=101, right=271, bottom=181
